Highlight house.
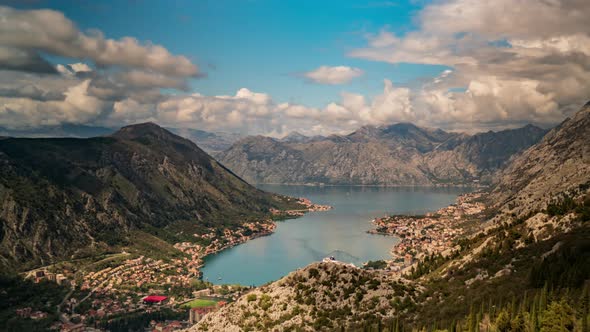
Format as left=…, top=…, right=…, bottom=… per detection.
left=189, top=306, right=217, bottom=324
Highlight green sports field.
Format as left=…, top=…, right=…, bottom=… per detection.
left=182, top=298, right=218, bottom=308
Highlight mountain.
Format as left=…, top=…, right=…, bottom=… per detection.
left=0, top=123, right=293, bottom=270
left=167, top=128, right=243, bottom=154
left=218, top=123, right=548, bottom=186
left=490, top=102, right=590, bottom=217
left=399, top=102, right=590, bottom=328
left=0, top=124, right=243, bottom=155
left=0, top=124, right=114, bottom=138
left=280, top=131, right=313, bottom=143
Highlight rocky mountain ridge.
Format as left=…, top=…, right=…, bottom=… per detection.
left=490, top=102, right=590, bottom=216
left=0, top=124, right=242, bottom=155
left=218, top=123, right=548, bottom=186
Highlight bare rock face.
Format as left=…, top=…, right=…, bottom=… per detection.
left=191, top=262, right=417, bottom=331
left=0, top=123, right=285, bottom=270
left=218, top=123, right=547, bottom=186
left=490, top=102, right=590, bottom=216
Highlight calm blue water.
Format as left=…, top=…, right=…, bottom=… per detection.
left=201, top=185, right=471, bottom=286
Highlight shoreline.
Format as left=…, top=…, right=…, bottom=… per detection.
left=257, top=182, right=486, bottom=189
left=367, top=191, right=486, bottom=275
left=192, top=197, right=333, bottom=277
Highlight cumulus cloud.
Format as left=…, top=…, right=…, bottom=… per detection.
left=1, top=2, right=588, bottom=136
left=116, top=70, right=188, bottom=90
left=303, top=66, right=364, bottom=85
left=0, top=47, right=57, bottom=74
left=349, top=0, right=590, bottom=128
left=0, top=6, right=198, bottom=77
left=135, top=80, right=419, bottom=136
left=0, top=79, right=106, bottom=128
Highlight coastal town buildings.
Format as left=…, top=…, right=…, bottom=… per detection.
left=369, top=192, right=486, bottom=274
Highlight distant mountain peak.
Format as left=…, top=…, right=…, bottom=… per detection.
left=112, top=122, right=177, bottom=141
left=281, top=131, right=310, bottom=143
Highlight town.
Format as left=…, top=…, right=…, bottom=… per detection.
left=20, top=198, right=331, bottom=331
left=369, top=192, right=487, bottom=275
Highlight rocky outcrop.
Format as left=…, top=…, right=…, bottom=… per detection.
left=191, top=262, right=417, bottom=331
left=218, top=123, right=547, bottom=186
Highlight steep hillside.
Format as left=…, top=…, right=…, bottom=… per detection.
left=168, top=128, right=243, bottom=154
left=192, top=262, right=418, bottom=331
left=397, top=102, right=590, bottom=329
left=219, top=124, right=547, bottom=186
left=0, top=124, right=242, bottom=155
left=0, top=123, right=295, bottom=270
left=491, top=102, right=590, bottom=217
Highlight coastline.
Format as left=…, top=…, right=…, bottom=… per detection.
left=188, top=197, right=333, bottom=278
left=257, top=182, right=486, bottom=189
left=367, top=191, right=486, bottom=275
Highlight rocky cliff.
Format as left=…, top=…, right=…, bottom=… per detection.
left=490, top=102, right=590, bottom=216
left=218, top=123, right=547, bottom=186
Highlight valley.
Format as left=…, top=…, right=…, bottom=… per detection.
left=1, top=105, right=589, bottom=332
left=1, top=2, right=589, bottom=331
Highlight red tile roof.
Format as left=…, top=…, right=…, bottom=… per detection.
left=143, top=295, right=168, bottom=303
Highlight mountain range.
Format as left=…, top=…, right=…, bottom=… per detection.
left=0, top=123, right=294, bottom=270
left=217, top=123, right=548, bottom=186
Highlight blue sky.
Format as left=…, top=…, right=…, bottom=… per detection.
left=2, top=0, right=586, bottom=135
left=15, top=0, right=446, bottom=107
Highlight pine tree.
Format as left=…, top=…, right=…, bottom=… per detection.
left=469, top=304, right=476, bottom=332
left=539, top=283, right=548, bottom=312
left=539, top=300, right=575, bottom=332
left=530, top=299, right=539, bottom=332
left=496, top=310, right=511, bottom=332
left=581, top=283, right=590, bottom=332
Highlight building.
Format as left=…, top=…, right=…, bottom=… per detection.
left=189, top=306, right=217, bottom=324
left=142, top=295, right=168, bottom=305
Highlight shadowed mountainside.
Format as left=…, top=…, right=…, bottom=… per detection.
left=0, top=123, right=294, bottom=270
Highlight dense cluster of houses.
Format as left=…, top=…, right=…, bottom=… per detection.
left=18, top=196, right=331, bottom=331
left=370, top=192, right=486, bottom=274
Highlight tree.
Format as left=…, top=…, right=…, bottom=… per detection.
left=496, top=310, right=511, bottom=332
left=511, top=313, right=528, bottom=332
left=539, top=301, right=575, bottom=332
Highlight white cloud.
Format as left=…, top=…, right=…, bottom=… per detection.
left=1, top=2, right=588, bottom=137
left=0, top=6, right=198, bottom=77
left=0, top=79, right=106, bottom=128
left=349, top=0, right=590, bottom=129
left=303, top=66, right=364, bottom=85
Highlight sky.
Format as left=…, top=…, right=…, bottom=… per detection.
left=0, top=0, right=589, bottom=136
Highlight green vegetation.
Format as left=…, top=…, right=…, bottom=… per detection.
left=392, top=222, right=590, bottom=331
left=0, top=274, right=68, bottom=331
left=0, top=124, right=307, bottom=271
left=99, top=307, right=186, bottom=332
left=124, top=230, right=186, bottom=261
left=364, top=260, right=388, bottom=270
left=183, top=298, right=218, bottom=308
